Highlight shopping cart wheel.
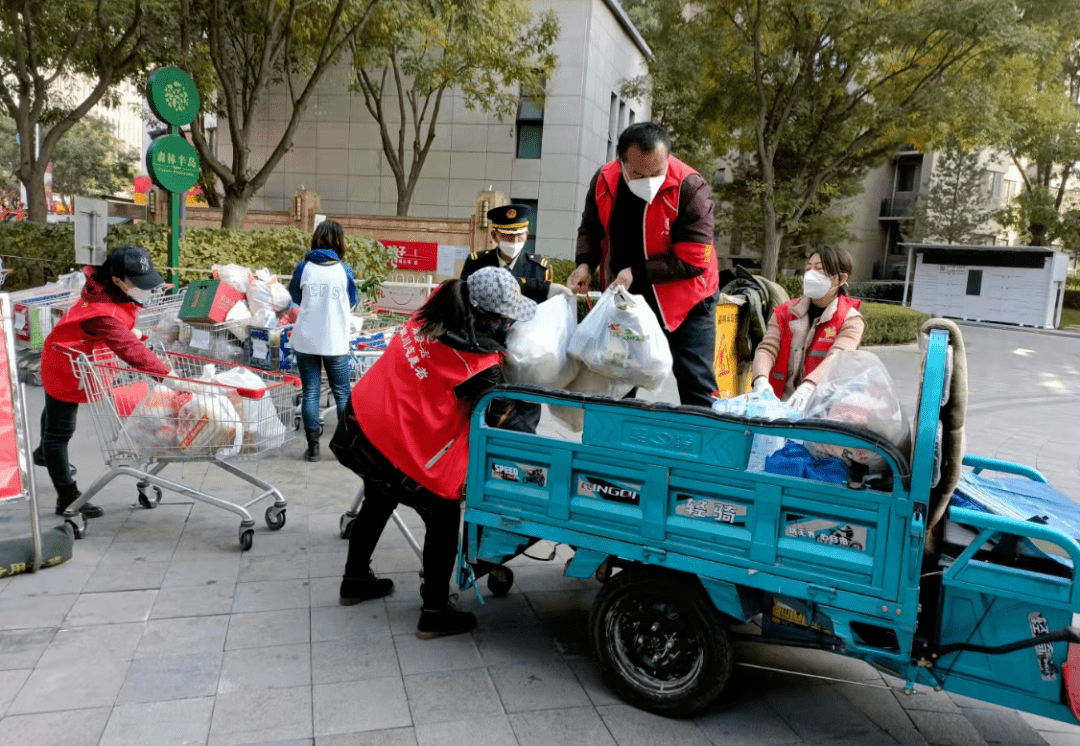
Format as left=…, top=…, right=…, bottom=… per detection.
left=265, top=505, right=287, bottom=530
left=65, top=515, right=86, bottom=540
left=487, top=566, right=514, bottom=597
left=339, top=514, right=355, bottom=539
left=293, top=416, right=302, bottom=431
left=239, top=528, right=254, bottom=551
left=137, top=485, right=163, bottom=509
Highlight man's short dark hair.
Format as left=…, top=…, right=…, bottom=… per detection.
left=616, top=123, right=671, bottom=160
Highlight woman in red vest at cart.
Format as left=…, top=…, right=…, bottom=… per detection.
left=329, top=266, right=536, bottom=639
left=37, top=246, right=171, bottom=518
left=750, top=246, right=865, bottom=410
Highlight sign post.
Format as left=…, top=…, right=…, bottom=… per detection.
left=145, top=67, right=201, bottom=288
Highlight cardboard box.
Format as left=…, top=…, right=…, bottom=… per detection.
left=178, top=280, right=244, bottom=324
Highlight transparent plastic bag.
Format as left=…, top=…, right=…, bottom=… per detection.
left=803, top=350, right=910, bottom=475
left=712, top=390, right=803, bottom=472
left=505, top=295, right=580, bottom=388
left=212, top=263, right=253, bottom=294
left=568, top=286, right=672, bottom=390
left=548, top=366, right=634, bottom=433
left=56, top=270, right=86, bottom=293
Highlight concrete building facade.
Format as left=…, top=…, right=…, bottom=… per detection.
left=224, top=0, right=651, bottom=260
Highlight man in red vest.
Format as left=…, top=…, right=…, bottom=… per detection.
left=568, top=122, right=719, bottom=407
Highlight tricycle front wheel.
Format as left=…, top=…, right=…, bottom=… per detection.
left=589, top=566, right=732, bottom=717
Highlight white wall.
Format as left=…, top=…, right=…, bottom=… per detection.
left=222, top=0, right=649, bottom=259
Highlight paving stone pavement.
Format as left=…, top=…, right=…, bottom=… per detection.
left=0, top=324, right=1078, bottom=745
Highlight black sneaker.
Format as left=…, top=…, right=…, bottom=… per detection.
left=417, top=600, right=477, bottom=639
left=33, top=448, right=76, bottom=476
left=339, top=571, right=394, bottom=605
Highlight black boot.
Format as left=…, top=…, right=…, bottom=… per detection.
left=33, top=447, right=75, bottom=476
left=339, top=564, right=394, bottom=605
left=417, top=599, right=477, bottom=639
left=55, top=482, right=103, bottom=518
left=304, top=429, right=320, bottom=462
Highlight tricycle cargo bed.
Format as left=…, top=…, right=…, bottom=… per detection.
left=465, top=387, right=918, bottom=610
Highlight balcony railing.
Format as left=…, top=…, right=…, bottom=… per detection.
left=880, top=194, right=916, bottom=219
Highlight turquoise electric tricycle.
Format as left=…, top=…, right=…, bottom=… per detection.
left=456, top=321, right=1080, bottom=722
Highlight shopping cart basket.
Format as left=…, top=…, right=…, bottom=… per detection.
left=10, top=287, right=77, bottom=386
left=57, top=345, right=300, bottom=550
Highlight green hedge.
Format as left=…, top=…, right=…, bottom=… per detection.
left=861, top=302, right=929, bottom=346
left=0, top=222, right=397, bottom=292
left=1064, top=288, right=1080, bottom=310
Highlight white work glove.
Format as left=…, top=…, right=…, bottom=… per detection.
left=547, top=283, right=574, bottom=299
left=751, top=376, right=771, bottom=394
left=786, top=381, right=816, bottom=412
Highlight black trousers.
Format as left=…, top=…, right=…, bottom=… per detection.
left=329, top=411, right=461, bottom=609
left=39, top=393, right=79, bottom=490
left=666, top=292, right=719, bottom=407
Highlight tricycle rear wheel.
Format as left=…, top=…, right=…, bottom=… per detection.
left=589, top=566, right=732, bottom=717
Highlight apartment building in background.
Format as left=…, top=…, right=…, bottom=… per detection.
left=222, top=0, right=651, bottom=258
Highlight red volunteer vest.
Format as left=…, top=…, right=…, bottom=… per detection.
left=769, top=295, right=861, bottom=398
left=594, top=156, right=719, bottom=330
left=41, top=296, right=140, bottom=403
left=352, top=320, right=501, bottom=499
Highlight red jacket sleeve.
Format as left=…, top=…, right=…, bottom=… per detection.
left=79, top=316, right=170, bottom=375
left=669, top=173, right=715, bottom=268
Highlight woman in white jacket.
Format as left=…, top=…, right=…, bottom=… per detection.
left=287, top=220, right=358, bottom=461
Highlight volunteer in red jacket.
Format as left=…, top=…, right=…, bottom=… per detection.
left=330, top=266, right=535, bottom=638
left=751, top=246, right=865, bottom=410
left=569, top=122, right=719, bottom=407
left=37, top=246, right=170, bottom=517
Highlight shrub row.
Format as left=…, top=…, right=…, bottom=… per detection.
left=0, top=221, right=397, bottom=292
left=1064, top=288, right=1080, bottom=310
left=860, top=302, right=929, bottom=346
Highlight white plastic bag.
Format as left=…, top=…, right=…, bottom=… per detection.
left=175, top=392, right=241, bottom=457
left=712, top=390, right=803, bottom=472
left=505, top=295, right=580, bottom=388
left=548, top=366, right=634, bottom=433
left=225, top=300, right=252, bottom=342
left=568, top=286, right=672, bottom=390
left=213, top=263, right=253, bottom=294
left=56, top=270, right=87, bottom=293
left=803, top=350, right=911, bottom=476
left=211, top=367, right=287, bottom=452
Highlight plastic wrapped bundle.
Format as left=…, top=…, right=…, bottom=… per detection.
left=803, top=350, right=911, bottom=477
left=548, top=366, right=634, bottom=433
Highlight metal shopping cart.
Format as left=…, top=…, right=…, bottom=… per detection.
left=57, top=345, right=300, bottom=550
left=9, top=287, right=78, bottom=386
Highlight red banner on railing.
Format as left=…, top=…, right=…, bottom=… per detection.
left=0, top=297, right=24, bottom=502
left=381, top=240, right=439, bottom=272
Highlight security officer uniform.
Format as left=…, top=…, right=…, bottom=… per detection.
left=461, top=204, right=551, bottom=303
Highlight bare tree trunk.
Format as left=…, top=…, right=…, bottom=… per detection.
left=395, top=180, right=414, bottom=217
left=221, top=189, right=250, bottom=229
left=20, top=166, right=48, bottom=223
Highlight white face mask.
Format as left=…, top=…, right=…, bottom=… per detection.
left=622, top=167, right=666, bottom=204
left=498, top=240, right=526, bottom=259
left=802, top=270, right=834, bottom=300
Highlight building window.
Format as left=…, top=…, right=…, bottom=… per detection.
left=511, top=198, right=539, bottom=253
left=516, top=86, right=544, bottom=159
left=988, top=171, right=1003, bottom=206
left=896, top=163, right=917, bottom=193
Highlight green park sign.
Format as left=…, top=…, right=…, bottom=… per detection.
left=146, top=67, right=200, bottom=127
left=146, top=134, right=200, bottom=194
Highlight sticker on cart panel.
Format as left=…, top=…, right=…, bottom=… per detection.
left=783, top=514, right=867, bottom=551
left=1028, top=612, right=1058, bottom=682
left=577, top=475, right=641, bottom=505
left=675, top=495, right=747, bottom=527
left=491, top=461, right=547, bottom=487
